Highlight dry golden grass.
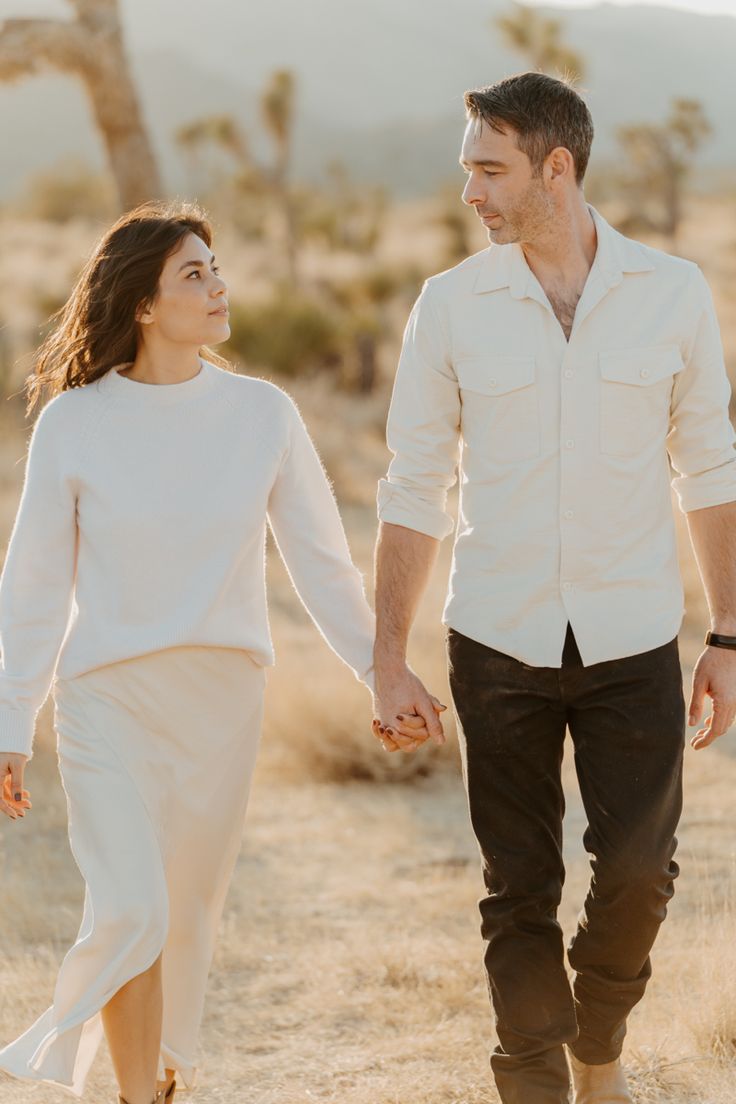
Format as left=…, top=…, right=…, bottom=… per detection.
left=2, top=196, right=736, bottom=1102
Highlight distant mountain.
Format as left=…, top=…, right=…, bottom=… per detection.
left=0, top=0, right=734, bottom=199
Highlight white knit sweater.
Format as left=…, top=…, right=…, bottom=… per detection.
left=0, top=359, right=376, bottom=759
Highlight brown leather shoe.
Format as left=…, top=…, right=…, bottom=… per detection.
left=568, top=1052, right=632, bottom=1103
left=163, top=1081, right=176, bottom=1101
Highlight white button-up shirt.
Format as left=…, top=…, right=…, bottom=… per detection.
left=377, top=205, right=736, bottom=667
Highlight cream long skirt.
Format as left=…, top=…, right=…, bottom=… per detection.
left=0, top=644, right=266, bottom=1096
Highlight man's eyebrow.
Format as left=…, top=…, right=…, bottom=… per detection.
left=459, top=157, right=507, bottom=169
left=178, top=254, right=216, bottom=272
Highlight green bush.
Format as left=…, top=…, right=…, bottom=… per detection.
left=225, top=294, right=343, bottom=376
left=18, top=159, right=116, bottom=223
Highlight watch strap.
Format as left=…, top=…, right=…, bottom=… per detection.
left=705, top=631, right=736, bottom=649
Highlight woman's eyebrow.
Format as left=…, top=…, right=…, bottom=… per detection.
left=177, top=255, right=216, bottom=272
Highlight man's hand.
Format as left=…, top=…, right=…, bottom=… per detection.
left=372, top=660, right=447, bottom=753
left=1, top=754, right=32, bottom=820
left=688, top=646, right=736, bottom=750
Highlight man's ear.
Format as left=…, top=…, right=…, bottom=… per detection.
left=545, top=146, right=575, bottom=185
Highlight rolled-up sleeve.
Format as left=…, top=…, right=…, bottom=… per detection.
left=377, top=279, right=461, bottom=539
left=668, top=265, right=736, bottom=513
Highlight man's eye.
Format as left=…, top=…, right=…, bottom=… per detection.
left=484, top=170, right=499, bottom=177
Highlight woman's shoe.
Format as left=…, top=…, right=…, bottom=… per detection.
left=117, top=1076, right=175, bottom=1103
left=118, top=1092, right=165, bottom=1104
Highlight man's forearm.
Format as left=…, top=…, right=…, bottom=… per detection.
left=686, top=499, right=736, bottom=632
left=374, top=521, right=440, bottom=665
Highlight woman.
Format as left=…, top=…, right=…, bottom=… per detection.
left=0, top=202, right=430, bottom=1104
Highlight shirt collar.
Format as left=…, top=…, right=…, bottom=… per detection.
left=472, top=203, right=655, bottom=297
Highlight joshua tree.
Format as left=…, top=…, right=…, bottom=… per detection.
left=176, top=68, right=300, bottom=285
left=495, top=2, right=585, bottom=81
left=617, top=98, right=711, bottom=250
left=261, top=69, right=298, bottom=286
left=0, top=0, right=162, bottom=209
left=177, top=115, right=250, bottom=167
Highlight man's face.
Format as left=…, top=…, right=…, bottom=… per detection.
left=459, top=117, right=554, bottom=246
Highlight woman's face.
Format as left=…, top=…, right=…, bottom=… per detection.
left=138, top=231, right=230, bottom=346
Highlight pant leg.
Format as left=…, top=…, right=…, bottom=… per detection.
left=447, top=628, right=574, bottom=1104
left=562, top=633, right=686, bottom=1064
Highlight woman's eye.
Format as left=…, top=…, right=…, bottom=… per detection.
left=187, top=270, right=201, bottom=279
left=212, top=266, right=221, bottom=275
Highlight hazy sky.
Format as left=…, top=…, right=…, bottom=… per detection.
left=527, top=0, right=736, bottom=13
left=2, top=0, right=735, bottom=13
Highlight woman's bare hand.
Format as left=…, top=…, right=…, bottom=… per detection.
left=1, top=754, right=32, bottom=820
left=372, top=660, right=448, bottom=753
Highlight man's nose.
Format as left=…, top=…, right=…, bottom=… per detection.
left=462, top=176, right=483, bottom=207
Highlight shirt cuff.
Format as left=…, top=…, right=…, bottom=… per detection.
left=0, top=709, right=34, bottom=759
left=377, top=480, right=455, bottom=541
left=672, top=459, right=736, bottom=513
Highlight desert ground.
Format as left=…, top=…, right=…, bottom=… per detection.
left=1, top=196, right=736, bottom=1103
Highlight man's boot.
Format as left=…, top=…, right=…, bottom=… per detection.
left=568, top=1052, right=633, bottom=1103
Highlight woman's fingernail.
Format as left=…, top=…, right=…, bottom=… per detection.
left=397, top=714, right=405, bottom=720
left=14, top=793, right=21, bottom=802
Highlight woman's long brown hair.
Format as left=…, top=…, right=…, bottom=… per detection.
left=24, top=200, right=232, bottom=416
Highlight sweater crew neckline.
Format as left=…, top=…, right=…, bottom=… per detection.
left=103, top=357, right=217, bottom=405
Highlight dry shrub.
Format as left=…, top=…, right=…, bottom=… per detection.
left=261, top=650, right=458, bottom=785
left=625, top=1045, right=701, bottom=1101
left=682, top=876, right=736, bottom=1067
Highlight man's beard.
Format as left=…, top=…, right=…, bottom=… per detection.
left=488, top=178, right=552, bottom=245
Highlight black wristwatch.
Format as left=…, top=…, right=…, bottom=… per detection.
left=704, top=631, right=736, bottom=650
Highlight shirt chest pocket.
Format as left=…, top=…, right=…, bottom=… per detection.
left=455, top=355, right=540, bottom=463
left=599, top=345, right=684, bottom=457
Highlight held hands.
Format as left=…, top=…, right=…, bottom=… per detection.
left=688, top=645, right=736, bottom=750
left=1, top=754, right=32, bottom=821
left=372, top=660, right=447, bottom=753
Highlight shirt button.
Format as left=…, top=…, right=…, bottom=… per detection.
left=562, top=582, right=573, bottom=592
left=565, top=439, right=575, bottom=449
left=564, top=369, right=574, bottom=379
left=564, top=509, right=574, bottom=520
left=640, top=368, right=650, bottom=378
left=489, top=379, right=497, bottom=388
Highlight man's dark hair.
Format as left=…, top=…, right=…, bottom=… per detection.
left=464, top=72, right=594, bottom=185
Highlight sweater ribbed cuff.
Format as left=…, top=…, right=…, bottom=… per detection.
left=0, top=710, right=34, bottom=759
left=360, top=664, right=376, bottom=696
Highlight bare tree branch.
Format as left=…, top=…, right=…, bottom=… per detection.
left=0, top=19, right=91, bottom=82
left=0, top=3, right=162, bottom=209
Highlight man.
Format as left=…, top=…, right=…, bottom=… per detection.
left=371, top=72, right=736, bottom=1104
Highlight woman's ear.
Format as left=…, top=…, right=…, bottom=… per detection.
left=136, top=298, right=155, bottom=326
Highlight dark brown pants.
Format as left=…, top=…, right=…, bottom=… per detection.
left=447, top=623, right=686, bottom=1104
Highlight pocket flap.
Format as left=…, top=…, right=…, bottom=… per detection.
left=456, top=355, right=535, bottom=396
left=600, top=344, right=684, bottom=387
